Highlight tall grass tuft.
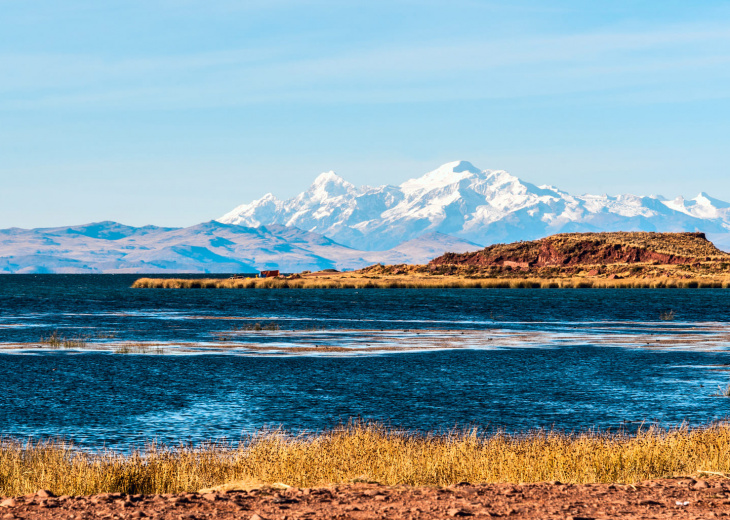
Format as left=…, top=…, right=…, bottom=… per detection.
left=714, top=385, right=730, bottom=398
left=659, top=310, right=676, bottom=321
left=3, top=422, right=730, bottom=496
left=40, top=331, right=88, bottom=349
left=39, top=331, right=63, bottom=347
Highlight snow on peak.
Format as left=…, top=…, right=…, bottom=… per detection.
left=484, top=169, right=520, bottom=187
left=400, top=160, right=482, bottom=193
left=658, top=190, right=730, bottom=220
left=682, top=192, right=730, bottom=218
left=694, top=192, right=720, bottom=206
left=312, top=170, right=344, bottom=185
left=446, top=160, right=481, bottom=174
left=308, top=170, right=356, bottom=199
left=218, top=161, right=730, bottom=251
left=697, top=193, right=730, bottom=209
left=217, top=191, right=282, bottom=227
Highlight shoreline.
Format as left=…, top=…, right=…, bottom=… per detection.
left=132, top=274, right=730, bottom=289
left=3, top=478, right=729, bottom=519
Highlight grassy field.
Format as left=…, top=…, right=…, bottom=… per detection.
left=132, top=273, right=730, bottom=289
left=3, top=423, right=730, bottom=496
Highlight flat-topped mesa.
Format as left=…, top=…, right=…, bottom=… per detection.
left=429, top=232, right=728, bottom=268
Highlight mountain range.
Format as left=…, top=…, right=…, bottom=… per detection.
left=1, top=160, right=728, bottom=273
left=219, top=160, right=730, bottom=252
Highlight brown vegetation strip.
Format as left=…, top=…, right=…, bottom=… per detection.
left=4, top=423, right=730, bottom=498
left=132, top=275, right=730, bottom=289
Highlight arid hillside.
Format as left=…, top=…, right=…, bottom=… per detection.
left=430, top=232, right=728, bottom=269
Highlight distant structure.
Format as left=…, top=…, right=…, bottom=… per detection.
left=259, top=269, right=280, bottom=278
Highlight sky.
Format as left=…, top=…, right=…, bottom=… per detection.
left=1, top=0, right=730, bottom=228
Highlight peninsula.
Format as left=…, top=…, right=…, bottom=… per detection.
left=133, top=231, right=730, bottom=289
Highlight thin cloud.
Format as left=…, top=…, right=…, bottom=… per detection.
left=1, top=20, right=729, bottom=110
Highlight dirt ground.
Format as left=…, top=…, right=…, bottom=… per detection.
left=2, top=478, right=730, bottom=519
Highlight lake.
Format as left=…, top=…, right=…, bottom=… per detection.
left=1, top=274, right=729, bottom=450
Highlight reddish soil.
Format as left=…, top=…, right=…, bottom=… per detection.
left=3, top=478, right=730, bottom=519
left=429, top=232, right=721, bottom=269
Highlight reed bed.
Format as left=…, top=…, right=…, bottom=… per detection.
left=132, top=276, right=730, bottom=290
left=39, top=331, right=88, bottom=349
left=3, top=423, right=730, bottom=496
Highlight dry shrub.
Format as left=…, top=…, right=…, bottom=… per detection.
left=3, top=423, right=730, bottom=496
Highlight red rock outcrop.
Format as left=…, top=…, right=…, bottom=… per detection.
left=430, top=232, right=726, bottom=269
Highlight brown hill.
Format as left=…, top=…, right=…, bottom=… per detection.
left=430, top=232, right=728, bottom=269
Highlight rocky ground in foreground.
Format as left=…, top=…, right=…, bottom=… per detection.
left=2, top=478, right=730, bottom=519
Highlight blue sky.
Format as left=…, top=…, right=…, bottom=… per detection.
left=2, top=0, right=730, bottom=227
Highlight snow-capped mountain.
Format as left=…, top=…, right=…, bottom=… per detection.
left=0, top=221, right=480, bottom=273
left=219, top=160, right=730, bottom=251
left=4, top=160, right=729, bottom=273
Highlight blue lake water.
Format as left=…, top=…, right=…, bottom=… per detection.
left=1, top=274, right=730, bottom=450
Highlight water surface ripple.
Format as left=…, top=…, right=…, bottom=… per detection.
left=1, top=274, right=729, bottom=450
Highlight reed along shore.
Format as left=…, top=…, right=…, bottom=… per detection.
left=132, top=274, right=730, bottom=289
left=3, top=423, right=730, bottom=496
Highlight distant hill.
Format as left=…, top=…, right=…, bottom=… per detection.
left=430, top=232, right=729, bottom=269
left=0, top=221, right=479, bottom=273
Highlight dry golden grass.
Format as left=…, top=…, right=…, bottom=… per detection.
left=132, top=275, right=730, bottom=290
left=531, top=232, right=725, bottom=259
left=3, top=423, right=730, bottom=496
